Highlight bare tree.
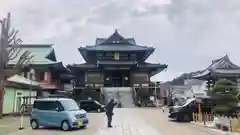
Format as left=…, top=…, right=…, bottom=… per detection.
left=0, top=13, right=33, bottom=117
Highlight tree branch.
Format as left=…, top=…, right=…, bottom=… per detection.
left=0, top=12, right=34, bottom=79
left=8, top=29, right=18, bottom=44
left=8, top=47, right=21, bottom=61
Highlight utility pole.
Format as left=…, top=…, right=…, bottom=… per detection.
left=154, top=82, right=157, bottom=106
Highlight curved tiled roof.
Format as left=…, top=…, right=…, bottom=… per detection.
left=79, top=30, right=155, bottom=62
left=8, top=44, right=57, bottom=65
left=79, top=44, right=153, bottom=51
left=193, top=55, right=240, bottom=79
left=83, top=30, right=153, bottom=51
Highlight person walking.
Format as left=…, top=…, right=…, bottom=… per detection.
left=117, top=101, right=122, bottom=108
left=105, top=98, right=117, bottom=128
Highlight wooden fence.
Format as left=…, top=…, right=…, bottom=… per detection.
left=192, top=112, right=240, bottom=132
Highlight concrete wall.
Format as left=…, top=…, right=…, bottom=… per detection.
left=3, top=88, right=15, bottom=114
left=170, top=85, right=193, bottom=99
left=3, top=87, right=37, bottom=114
left=184, top=79, right=207, bottom=97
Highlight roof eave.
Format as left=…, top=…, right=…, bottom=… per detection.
left=143, top=48, right=155, bottom=61
left=8, top=44, right=53, bottom=48
left=45, top=48, right=57, bottom=62
left=47, top=62, right=70, bottom=73
left=192, top=73, right=211, bottom=80
left=78, top=48, right=88, bottom=62
left=211, top=72, right=240, bottom=77
left=67, top=63, right=97, bottom=70
left=147, top=64, right=168, bottom=76
left=150, top=66, right=167, bottom=77
left=29, top=62, right=62, bottom=68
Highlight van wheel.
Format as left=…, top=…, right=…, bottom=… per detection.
left=61, top=120, right=70, bottom=131
left=31, top=120, right=39, bottom=129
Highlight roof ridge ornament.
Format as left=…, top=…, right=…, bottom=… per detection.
left=223, top=54, right=229, bottom=60
left=98, top=29, right=134, bottom=45
left=114, top=29, right=119, bottom=33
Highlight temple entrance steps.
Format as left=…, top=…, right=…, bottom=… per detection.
left=101, top=87, right=135, bottom=108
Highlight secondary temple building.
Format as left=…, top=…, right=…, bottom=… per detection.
left=192, top=55, right=240, bottom=96
left=67, top=30, right=167, bottom=105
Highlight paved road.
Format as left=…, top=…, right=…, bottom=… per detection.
left=9, top=108, right=220, bottom=135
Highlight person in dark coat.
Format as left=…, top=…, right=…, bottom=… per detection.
left=117, top=101, right=122, bottom=108
left=105, top=98, right=117, bottom=128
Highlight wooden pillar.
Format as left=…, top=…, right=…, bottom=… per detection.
left=198, top=102, right=202, bottom=122
left=44, top=72, right=52, bottom=84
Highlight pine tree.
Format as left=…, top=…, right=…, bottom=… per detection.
left=211, top=79, right=239, bottom=115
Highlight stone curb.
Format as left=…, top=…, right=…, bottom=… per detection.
left=191, top=122, right=240, bottom=135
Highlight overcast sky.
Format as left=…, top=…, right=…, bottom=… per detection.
left=1, top=0, right=240, bottom=81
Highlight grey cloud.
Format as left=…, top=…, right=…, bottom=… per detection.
left=1, top=0, right=240, bottom=81
left=129, top=4, right=167, bottom=18
left=86, top=0, right=133, bottom=26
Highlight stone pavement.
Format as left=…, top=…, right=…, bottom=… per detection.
left=96, top=108, right=161, bottom=135
left=5, top=108, right=224, bottom=135
left=0, top=116, right=29, bottom=135
left=138, top=108, right=221, bottom=135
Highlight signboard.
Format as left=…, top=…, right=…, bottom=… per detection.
left=114, top=52, right=120, bottom=60
left=196, top=98, right=202, bottom=103
left=142, top=84, right=149, bottom=87
left=64, top=84, right=73, bottom=91
left=133, top=84, right=139, bottom=87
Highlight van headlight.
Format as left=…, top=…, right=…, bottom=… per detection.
left=80, top=109, right=87, bottom=114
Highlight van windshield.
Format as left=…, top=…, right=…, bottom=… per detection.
left=180, top=98, right=195, bottom=106
left=61, top=100, right=80, bottom=111
left=94, top=100, right=101, bottom=105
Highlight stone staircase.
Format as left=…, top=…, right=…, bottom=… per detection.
left=102, top=87, right=135, bottom=108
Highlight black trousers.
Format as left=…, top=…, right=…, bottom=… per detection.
left=106, top=114, right=112, bottom=126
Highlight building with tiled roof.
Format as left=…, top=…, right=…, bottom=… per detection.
left=67, top=30, right=167, bottom=104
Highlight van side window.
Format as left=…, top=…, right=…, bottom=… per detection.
left=33, top=101, right=43, bottom=109
left=57, top=101, right=64, bottom=111
left=33, top=101, right=58, bottom=111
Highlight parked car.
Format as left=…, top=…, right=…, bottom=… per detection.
left=168, top=97, right=214, bottom=122
left=30, top=98, right=88, bottom=131
left=79, top=100, right=105, bottom=113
